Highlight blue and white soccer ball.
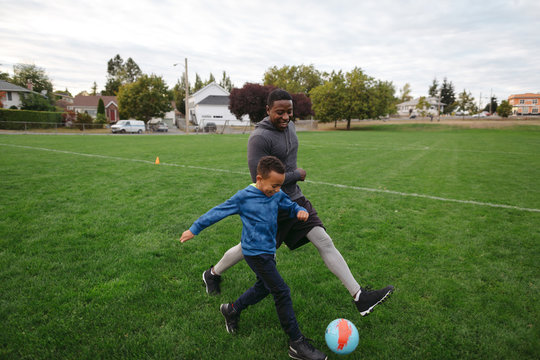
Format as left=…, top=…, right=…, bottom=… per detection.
left=325, top=318, right=359, bottom=355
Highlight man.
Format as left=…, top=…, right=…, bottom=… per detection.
left=203, top=89, right=394, bottom=316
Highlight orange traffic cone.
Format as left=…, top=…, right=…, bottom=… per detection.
left=155, top=157, right=160, bottom=165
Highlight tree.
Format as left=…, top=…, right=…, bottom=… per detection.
left=291, top=93, right=313, bottom=119
left=117, top=74, right=172, bottom=122
left=399, top=83, right=413, bottom=102
left=310, top=71, right=347, bottom=127
left=229, top=83, right=275, bottom=123
left=172, top=74, right=190, bottom=115
left=0, top=91, right=6, bottom=108
left=263, top=64, right=323, bottom=95
left=483, top=96, right=498, bottom=114
left=311, top=68, right=394, bottom=129
left=415, top=96, right=431, bottom=117
left=440, top=78, right=456, bottom=114
left=97, top=98, right=105, bottom=116
left=497, top=100, right=512, bottom=118
left=219, top=71, right=234, bottom=92
left=20, top=93, right=54, bottom=111
left=91, top=81, right=98, bottom=96
left=12, top=64, right=54, bottom=99
left=0, top=71, right=10, bottom=81
left=193, top=74, right=204, bottom=93
left=206, top=73, right=216, bottom=86
left=428, top=78, right=439, bottom=97
left=103, top=55, right=142, bottom=95
left=456, top=89, right=476, bottom=117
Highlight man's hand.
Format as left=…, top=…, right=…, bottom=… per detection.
left=297, top=210, right=309, bottom=222
left=180, top=230, right=195, bottom=243
left=297, top=168, right=307, bottom=181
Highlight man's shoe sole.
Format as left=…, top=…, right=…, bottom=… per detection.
left=360, top=286, right=394, bottom=317
left=220, top=304, right=236, bottom=334
left=288, top=347, right=327, bottom=360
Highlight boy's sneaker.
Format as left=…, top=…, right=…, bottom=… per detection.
left=354, top=285, right=394, bottom=316
left=202, top=266, right=221, bottom=295
left=220, top=303, right=239, bottom=334
left=288, top=336, right=327, bottom=360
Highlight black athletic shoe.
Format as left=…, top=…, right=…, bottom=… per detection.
left=354, top=285, right=394, bottom=316
left=288, top=336, right=327, bottom=360
left=220, top=303, right=239, bottom=334
left=202, top=266, right=221, bottom=295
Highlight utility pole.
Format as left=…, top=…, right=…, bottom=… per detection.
left=184, top=57, right=189, bottom=134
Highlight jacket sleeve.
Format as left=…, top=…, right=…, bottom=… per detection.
left=277, top=192, right=307, bottom=218
left=189, top=195, right=240, bottom=235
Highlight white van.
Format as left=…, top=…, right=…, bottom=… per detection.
left=111, top=120, right=146, bottom=134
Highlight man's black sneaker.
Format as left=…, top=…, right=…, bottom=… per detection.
left=220, top=303, right=239, bottom=334
left=354, top=285, right=394, bottom=316
left=202, top=266, right=221, bottom=295
left=288, top=336, right=327, bottom=360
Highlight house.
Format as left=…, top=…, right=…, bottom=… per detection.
left=186, top=82, right=248, bottom=128
left=508, top=93, right=540, bottom=115
left=397, top=97, right=445, bottom=116
left=0, top=80, right=47, bottom=109
left=67, top=95, right=119, bottom=122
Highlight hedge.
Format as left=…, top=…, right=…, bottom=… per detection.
left=0, top=108, right=63, bottom=130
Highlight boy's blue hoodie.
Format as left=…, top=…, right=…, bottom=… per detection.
left=189, top=184, right=306, bottom=256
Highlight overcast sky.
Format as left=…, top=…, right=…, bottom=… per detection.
left=1, top=0, right=539, bottom=106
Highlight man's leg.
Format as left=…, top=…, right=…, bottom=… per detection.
left=202, top=243, right=243, bottom=295
left=307, top=226, right=394, bottom=316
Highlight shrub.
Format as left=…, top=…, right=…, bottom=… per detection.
left=0, top=108, right=62, bottom=130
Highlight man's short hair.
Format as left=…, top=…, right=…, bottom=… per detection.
left=257, top=156, right=285, bottom=178
left=267, top=89, right=292, bottom=108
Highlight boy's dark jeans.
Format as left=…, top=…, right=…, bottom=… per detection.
left=233, top=253, right=302, bottom=341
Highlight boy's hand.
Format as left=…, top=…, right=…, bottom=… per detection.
left=180, top=230, right=195, bottom=243
left=297, top=210, right=309, bottom=222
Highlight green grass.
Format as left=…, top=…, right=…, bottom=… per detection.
left=1, top=126, right=539, bottom=359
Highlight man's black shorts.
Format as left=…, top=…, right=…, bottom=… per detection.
left=276, top=196, right=325, bottom=250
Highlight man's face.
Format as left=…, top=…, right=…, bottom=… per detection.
left=256, top=170, right=285, bottom=197
left=267, top=100, right=293, bottom=131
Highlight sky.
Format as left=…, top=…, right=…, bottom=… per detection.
left=1, top=0, right=539, bottom=107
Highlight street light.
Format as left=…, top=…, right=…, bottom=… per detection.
left=174, top=58, right=189, bottom=134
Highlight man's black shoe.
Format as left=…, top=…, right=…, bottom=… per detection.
left=354, top=285, right=394, bottom=316
left=288, top=336, right=327, bottom=360
left=220, top=303, right=239, bottom=334
left=202, top=266, right=221, bottom=295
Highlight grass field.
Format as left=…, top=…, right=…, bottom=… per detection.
left=1, top=124, right=539, bottom=359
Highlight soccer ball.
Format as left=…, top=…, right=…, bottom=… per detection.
left=325, top=318, right=359, bottom=355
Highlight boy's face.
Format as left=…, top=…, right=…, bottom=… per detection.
left=256, top=170, right=285, bottom=197
left=267, top=100, right=293, bottom=131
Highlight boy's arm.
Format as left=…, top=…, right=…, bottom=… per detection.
left=278, top=192, right=308, bottom=220
left=180, top=196, right=240, bottom=242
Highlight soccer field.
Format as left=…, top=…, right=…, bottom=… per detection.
left=1, top=125, right=539, bottom=359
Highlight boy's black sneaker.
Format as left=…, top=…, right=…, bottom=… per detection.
left=220, top=303, right=239, bottom=334
left=354, top=285, right=394, bottom=316
left=288, top=336, right=327, bottom=360
left=202, top=266, right=221, bottom=295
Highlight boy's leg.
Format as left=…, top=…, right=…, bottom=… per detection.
left=241, top=254, right=303, bottom=342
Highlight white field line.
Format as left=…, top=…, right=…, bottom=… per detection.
left=2, top=143, right=539, bottom=213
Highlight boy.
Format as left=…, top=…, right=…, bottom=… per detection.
left=180, top=156, right=327, bottom=360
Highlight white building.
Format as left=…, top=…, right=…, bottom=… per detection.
left=187, top=82, right=248, bottom=128
left=397, top=97, right=445, bottom=116
left=0, top=80, right=47, bottom=109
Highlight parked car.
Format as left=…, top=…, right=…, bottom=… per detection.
left=472, top=113, right=487, bottom=118
left=149, top=121, right=168, bottom=132
left=204, top=122, right=217, bottom=133
left=111, top=120, right=145, bottom=134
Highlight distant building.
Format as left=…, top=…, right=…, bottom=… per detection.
left=0, top=80, right=47, bottom=109
left=187, top=82, right=248, bottom=128
left=508, top=93, right=540, bottom=115
left=67, top=95, right=119, bottom=122
left=396, top=97, right=445, bottom=116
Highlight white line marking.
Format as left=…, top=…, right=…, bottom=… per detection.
left=2, top=143, right=539, bottom=213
